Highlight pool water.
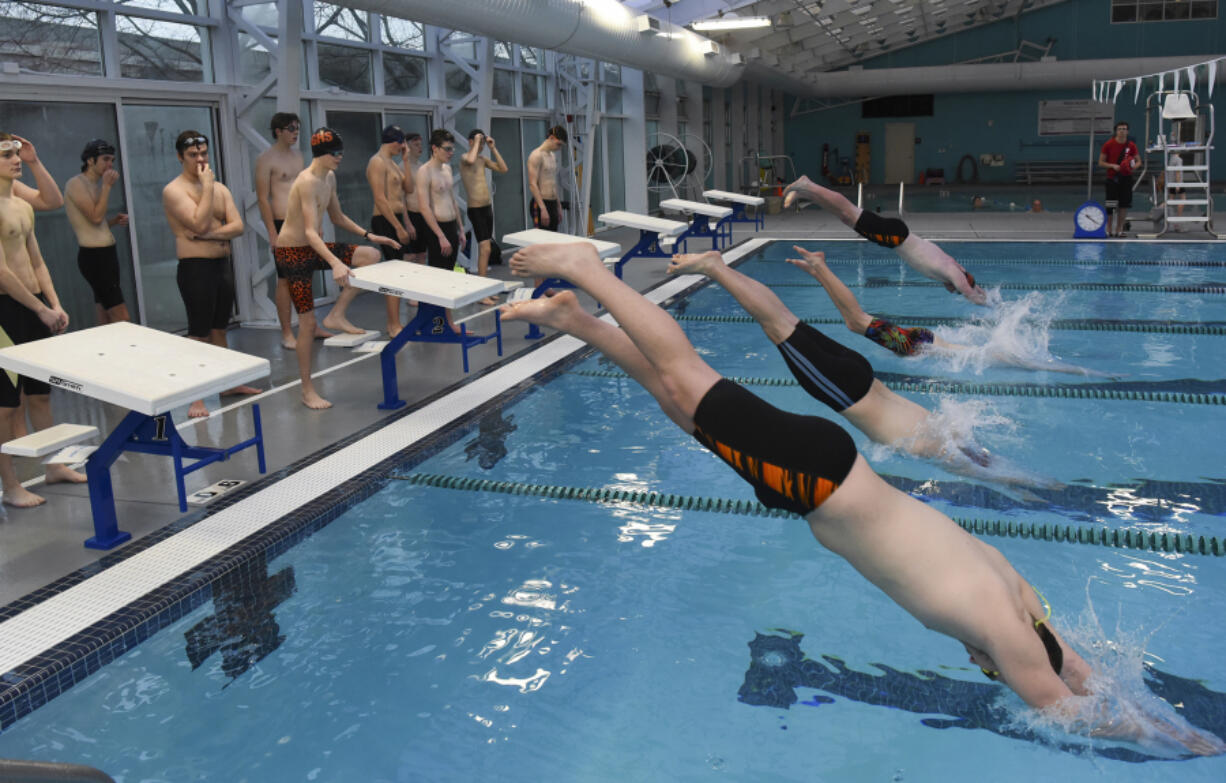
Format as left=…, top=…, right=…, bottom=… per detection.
left=1, top=241, right=1224, bottom=781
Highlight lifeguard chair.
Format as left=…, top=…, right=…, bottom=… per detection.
left=1138, top=90, right=1225, bottom=238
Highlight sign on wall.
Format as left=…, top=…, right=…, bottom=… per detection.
left=1038, top=100, right=1115, bottom=136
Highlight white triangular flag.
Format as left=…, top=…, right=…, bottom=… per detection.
left=1187, top=66, right=1197, bottom=93
left=1173, top=68, right=1180, bottom=92
left=1158, top=72, right=1164, bottom=92
left=1114, top=80, right=1124, bottom=103
left=1210, top=60, right=1218, bottom=97
left=1134, top=77, right=1142, bottom=102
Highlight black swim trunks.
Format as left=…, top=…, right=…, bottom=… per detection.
left=425, top=221, right=460, bottom=270
left=853, top=210, right=910, bottom=249
left=864, top=317, right=934, bottom=358
left=530, top=198, right=562, bottom=232
left=691, top=379, right=857, bottom=516
left=370, top=214, right=404, bottom=261
left=407, top=211, right=429, bottom=254
left=76, top=245, right=125, bottom=310
left=467, top=204, right=494, bottom=243
left=176, top=257, right=235, bottom=338
left=0, top=293, right=54, bottom=407
left=776, top=322, right=873, bottom=412
left=1105, top=176, right=1133, bottom=210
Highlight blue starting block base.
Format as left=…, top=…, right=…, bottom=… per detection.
left=378, top=302, right=504, bottom=409
left=723, top=201, right=765, bottom=231
left=675, top=214, right=732, bottom=251
left=614, top=229, right=680, bottom=279
left=85, top=405, right=266, bottom=550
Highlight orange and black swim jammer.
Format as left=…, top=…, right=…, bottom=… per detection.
left=691, top=379, right=857, bottom=516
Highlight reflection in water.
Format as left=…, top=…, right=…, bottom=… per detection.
left=463, top=409, right=517, bottom=470
left=183, top=553, right=295, bottom=686
left=737, top=631, right=1226, bottom=763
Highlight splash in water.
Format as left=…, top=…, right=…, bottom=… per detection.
left=930, top=291, right=1112, bottom=377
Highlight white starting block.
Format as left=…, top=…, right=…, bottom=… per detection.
left=502, top=229, right=622, bottom=260
left=346, top=261, right=511, bottom=407
left=2, top=423, right=98, bottom=458
left=0, top=322, right=270, bottom=550
left=323, top=330, right=380, bottom=348
left=703, top=189, right=767, bottom=230
left=660, top=198, right=735, bottom=251
left=597, top=210, right=689, bottom=278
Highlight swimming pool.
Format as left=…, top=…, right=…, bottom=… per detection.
left=0, top=239, right=1223, bottom=780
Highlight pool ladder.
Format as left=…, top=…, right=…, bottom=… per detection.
left=0, top=757, right=114, bottom=782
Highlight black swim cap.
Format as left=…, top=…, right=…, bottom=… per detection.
left=81, top=139, right=116, bottom=162
left=310, top=127, right=344, bottom=158
left=381, top=125, right=405, bottom=144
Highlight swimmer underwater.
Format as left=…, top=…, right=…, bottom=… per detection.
left=498, top=240, right=1225, bottom=757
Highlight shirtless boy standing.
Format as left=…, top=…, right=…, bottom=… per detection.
left=0, top=132, right=85, bottom=507
left=274, top=127, right=399, bottom=410
left=367, top=124, right=412, bottom=336
left=255, top=113, right=331, bottom=349
left=162, top=130, right=260, bottom=418
left=527, top=125, right=567, bottom=232
left=65, top=139, right=130, bottom=324
left=402, top=133, right=427, bottom=264
left=415, top=129, right=466, bottom=271
left=8, top=135, right=63, bottom=212
left=460, top=128, right=508, bottom=300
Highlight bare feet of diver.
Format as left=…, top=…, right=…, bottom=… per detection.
left=499, top=289, right=586, bottom=334
left=508, top=242, right=602, bottom=283
left=666, top=250, right=724, bottom=277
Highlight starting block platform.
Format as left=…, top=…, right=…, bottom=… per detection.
left=347, top=261, right=510, bottom=408
left=660, top=198, right=735, bottom=251
left=501, top=232, right=623, bottom=339
left=0, top=322, right=270, bottom=550
left=597, top=211, right=688, bottom=278
left=703, top=189, right=766, bottom=231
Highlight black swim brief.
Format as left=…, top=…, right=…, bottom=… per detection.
left=691, top=379, right=857, bottom=516
left=272, top=219, right=287, bottom=279
left=530, top=199, right=562, bottom=232
left=76, top=245, right=125, bottom=310
left=371, top=214, right=404, bottom=261
left=467, top=204, right=494, bottom=243
left=776, top=322, right=874, bottom=412
left=853, top=210, right=910, bottom=249
left=425, top=221, right=460, bottom=270
left=176, top=257, right=234, bottom=338
left=407, top=211, right=430, bottom=254
left=0, top=293, right=54, bottom=407
left=864, top=318, right=934, bottom=358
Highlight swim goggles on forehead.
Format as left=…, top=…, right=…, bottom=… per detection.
left=176, top=136, right=208, bottom=151
left=0, top=140, right=23, bottom=152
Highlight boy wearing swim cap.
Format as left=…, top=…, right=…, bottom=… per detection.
left=274, top=127, right=400, bottom=410
left=65, top=139, right=130, bottom=324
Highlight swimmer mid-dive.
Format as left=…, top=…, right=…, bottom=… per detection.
left=788, top=245, right=1109, bottom=377
left=783, top=175, right=987, bottom=305
left=665, top=250, right=1054, bottom=488
left=500, top=241, right=1224, bottom=757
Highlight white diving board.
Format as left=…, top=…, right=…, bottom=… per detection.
left=346, top=260, right=510, bottom=404
left=502, top=229, right=622, bottom=260
left=660, top=199, right=735, bottom=251
left=597, top=211, right=689, bottom=279
left=703, top=189, right=767, bottom=231
left=0, top=322, right=271, bottom=550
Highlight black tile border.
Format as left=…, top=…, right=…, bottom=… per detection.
left=0, top=239, right=752, bottom=731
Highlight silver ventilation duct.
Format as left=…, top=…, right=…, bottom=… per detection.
left=752, top=57, right=1212, bottom=98
left=343, top=0, right=744, bottom=87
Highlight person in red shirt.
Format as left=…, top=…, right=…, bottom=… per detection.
left=1098, top=121, right=1139, bottom=237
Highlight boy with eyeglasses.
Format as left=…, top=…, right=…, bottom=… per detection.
left=415, top=129, right=466, bottom=272
left=162, top=130, right=260, bottom=419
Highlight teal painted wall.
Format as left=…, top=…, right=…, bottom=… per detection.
left=784, top=1, right=1226, bottom=184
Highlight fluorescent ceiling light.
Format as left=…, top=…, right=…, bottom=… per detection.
left=692, top=16, right=772, bottom=31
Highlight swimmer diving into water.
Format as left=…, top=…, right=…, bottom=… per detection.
left=783, top=175, right=987, bottom=305
left=499, top=241, right=1224, bottom=757
left=665, top=250, right=1051, bottom=488
left=787, top=245, right=1107, bottom=377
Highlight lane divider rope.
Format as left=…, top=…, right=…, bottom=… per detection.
left=390, top=473, right=1224, bottom=557
left=754, top=257, right=1226, bottom=267
left=758, top=281, right=1226, bottom=294
left=567, top=369, right=1226, bottom=406
left=671, top=313, right=1226, bottom=336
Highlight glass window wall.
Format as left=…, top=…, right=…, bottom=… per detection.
left=317, top=43, right=372, bottom=93
left=490, top=117, right=524, bottom=242
left=0, top=1, right=103, bottom=76
left=116, top=15, right=210, bottom=82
